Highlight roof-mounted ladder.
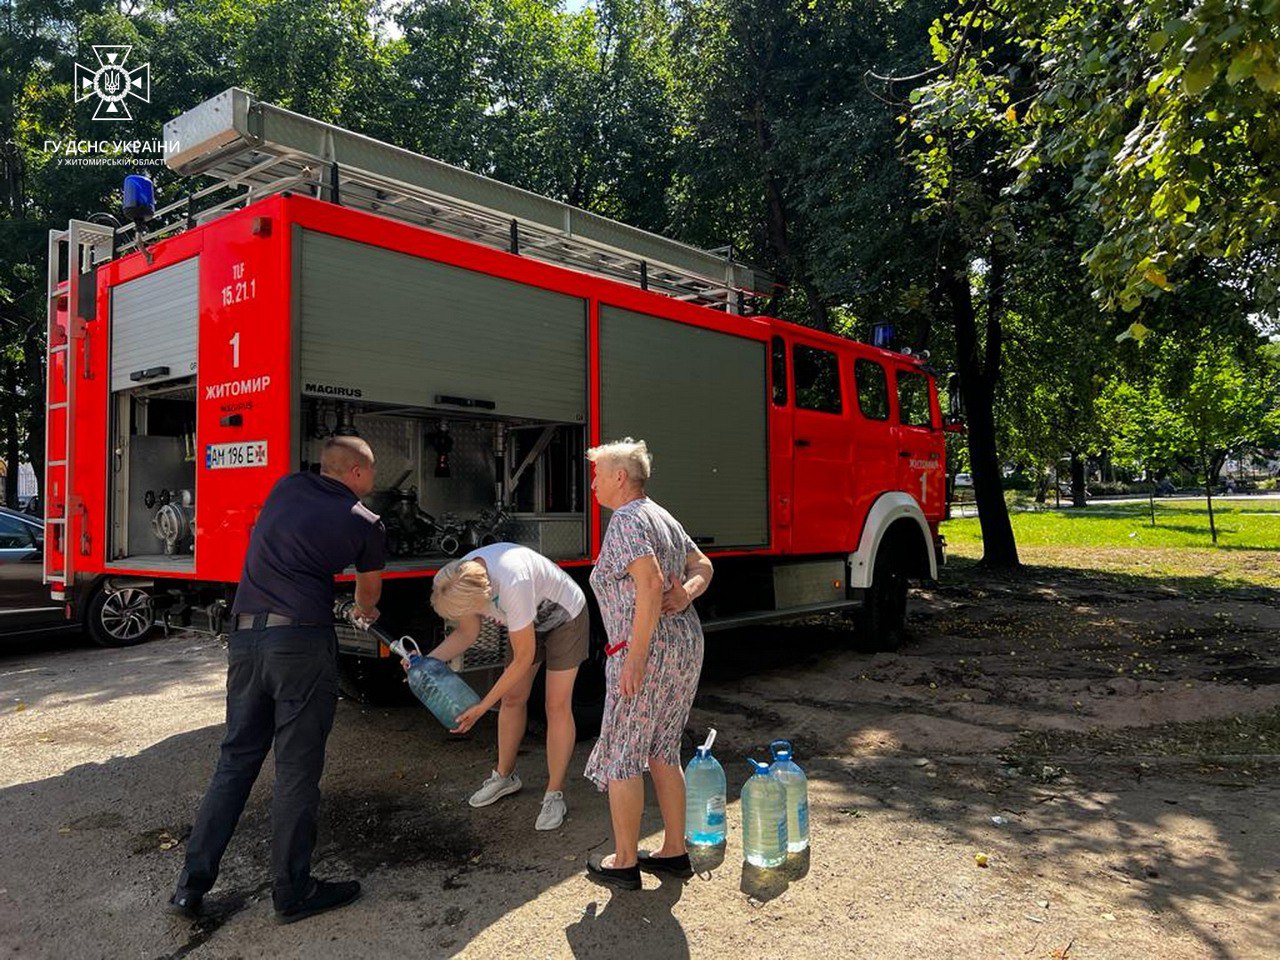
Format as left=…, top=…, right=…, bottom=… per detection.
left=157, top=88, right=772, bottom=312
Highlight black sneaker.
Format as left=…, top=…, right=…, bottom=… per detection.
left=637, top=851, right=694, bottom=879
left=585, top=855, right=641, bottom=891
left=274, top=879, right=361, bottom=925
left=166, top=891, right=203, bottom=920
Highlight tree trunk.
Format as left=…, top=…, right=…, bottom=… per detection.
left=1034, top=470, right=1048, bottom=504
left=1147, top=462, right=1156, bottom=527
left=24, top=324, right=45, bottom=496
left=942, top=255, right=1019, bottom=568
left=752, top=100, right=829, bottom=331
left=1203, top=457, right=1218, bottom=545
left=3, top=362, right=19, bottom=508
left=1070, top=453, right=1087, bottom=508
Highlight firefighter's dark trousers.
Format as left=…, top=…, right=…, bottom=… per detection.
left=176, top=625, right=339, bottom=910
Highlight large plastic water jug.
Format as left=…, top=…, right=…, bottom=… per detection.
left=684, top=728, right=727, bottom=846
left=768, top=739, right=809, bottom=852
left=390, top=637, right=481, bottom=729
left=741, top=758, right=787, bottom=868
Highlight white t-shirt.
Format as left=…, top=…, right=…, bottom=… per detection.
left=463, top=542, right=586, bottom=633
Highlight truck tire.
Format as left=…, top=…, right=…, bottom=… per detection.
left=336, top=654, right=413, bottom=706
left=855, top=552, right=909, bottom=652
left=85, top=584, right=158, bottom=648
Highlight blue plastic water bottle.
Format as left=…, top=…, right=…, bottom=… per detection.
left=684, top=728, right=727, bottom=846
left=768, top=740, right=809, bottom=853
left=390, top=637, right=481, bottom=729
left=742, top=758, right=787, bottom=868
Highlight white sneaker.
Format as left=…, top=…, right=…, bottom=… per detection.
left=536, top=791, right=567, bottom=830
left=469, top=770, right=522, bottom=808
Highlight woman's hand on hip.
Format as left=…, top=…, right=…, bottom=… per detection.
left=661, top=573, right=692, bottom=614
left=619, top=653, right=648, bottom=698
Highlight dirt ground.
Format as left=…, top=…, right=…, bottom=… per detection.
left=2, top=562, right=1279, bottom=960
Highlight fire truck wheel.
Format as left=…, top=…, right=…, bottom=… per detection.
left=855, top=557, right=909, bottom=652
left=336, top=655, right=414, bottom=706
left=85, top=585, right=158, bottom=648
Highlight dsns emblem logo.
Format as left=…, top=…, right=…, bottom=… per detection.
left=75, top=46, right=150, bottom=121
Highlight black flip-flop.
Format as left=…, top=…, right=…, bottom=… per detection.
left=637, top=851, right=694, bottom=879
left=586, top=855, right=641, bottom=890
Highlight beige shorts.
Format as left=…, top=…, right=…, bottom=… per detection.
left=505, top=607, right=590, bottom=672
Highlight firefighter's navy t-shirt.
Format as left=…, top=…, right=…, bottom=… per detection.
left=231, top=472, right=386, bottom=624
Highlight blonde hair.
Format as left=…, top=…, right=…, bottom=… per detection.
left=585, top=437, right=652, bottom=484
left=431, top=559, right=492, bottom=620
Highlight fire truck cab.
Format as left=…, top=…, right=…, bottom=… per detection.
left=44, top=89, right=945, bottom=697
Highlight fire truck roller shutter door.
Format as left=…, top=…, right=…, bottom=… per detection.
left=297, top=230, right=586, bottom=423
left=109, top=257, right=200, bottom=392
left=599, top=305, right=768, bottom=549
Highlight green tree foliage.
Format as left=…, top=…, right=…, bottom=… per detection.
left=0, top=0, right=1274, bottom=570
left=670, top=0, right=943, bottom=329
left=1102, top=333, right=1280, bottom=542
left=992, top=0, right=1280, bottom=313
left=894, top=2, right=1039, bottom=565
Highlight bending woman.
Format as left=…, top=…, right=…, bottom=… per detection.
left=428, top=543, right=588, bottom=832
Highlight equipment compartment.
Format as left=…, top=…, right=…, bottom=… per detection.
left=299, top=399, right=587, bottom=567
left=109, top=379, right=198, bottom=569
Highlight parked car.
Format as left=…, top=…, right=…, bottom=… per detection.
left=953, top=473, right=974, bottom=488
left=0, top=506, right=75, bottom=637
left=0, top=506, right=164, bottom=645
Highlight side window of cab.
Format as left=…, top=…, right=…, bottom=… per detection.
left=896, top=370, right=934, bottom=428
left=793, top=344, right=842, bottom=414
left=855, top=359, right=889, bottom=420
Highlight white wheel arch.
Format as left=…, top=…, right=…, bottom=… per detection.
left=847, top=492, right=937, bottom=590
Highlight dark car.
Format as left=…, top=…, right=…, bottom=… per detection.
left=0, top=506, right=73, bottom=637
left=0, top=507, right=161, bottom=645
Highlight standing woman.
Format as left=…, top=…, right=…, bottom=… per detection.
left=583, top=438, right=713, bottom=890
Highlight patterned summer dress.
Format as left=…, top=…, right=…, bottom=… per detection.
left=584, top=497, right=705, bottom=790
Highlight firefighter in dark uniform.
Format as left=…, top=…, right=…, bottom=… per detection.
left=169, top=436, right=385, bottom=924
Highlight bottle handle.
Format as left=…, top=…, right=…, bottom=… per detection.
left=700, top=727, right=717, bottom=754
left=389, top=636, right=422, bottom=662
left=770, top=739, right=792, bottom=758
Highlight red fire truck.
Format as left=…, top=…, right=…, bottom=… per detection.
left=44, top=89, right=948, bottom=698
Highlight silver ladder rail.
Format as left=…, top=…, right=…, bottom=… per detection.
left=44, top=220, right=115, bottom=594
left=159, top=88, right=771, bottom=312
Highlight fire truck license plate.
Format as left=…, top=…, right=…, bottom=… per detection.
left=206, top=441, right=269, bottom=469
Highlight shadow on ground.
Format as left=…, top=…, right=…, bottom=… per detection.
left=0, top=561, right=1277, bottom=958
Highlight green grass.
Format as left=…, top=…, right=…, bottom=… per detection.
left=941, top=497, right=1280, bottom=589
left=943, top=498, right=1280, bottom=552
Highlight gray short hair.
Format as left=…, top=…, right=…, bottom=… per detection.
left=586, top=437, right=652, bottom=483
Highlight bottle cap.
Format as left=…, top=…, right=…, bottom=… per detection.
left=748, top=758, right=770, bottom=774
left=770, top=739, right=793, bottom=760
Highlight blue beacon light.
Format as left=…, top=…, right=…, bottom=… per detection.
left=122, top=174, right=156, bottom=226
